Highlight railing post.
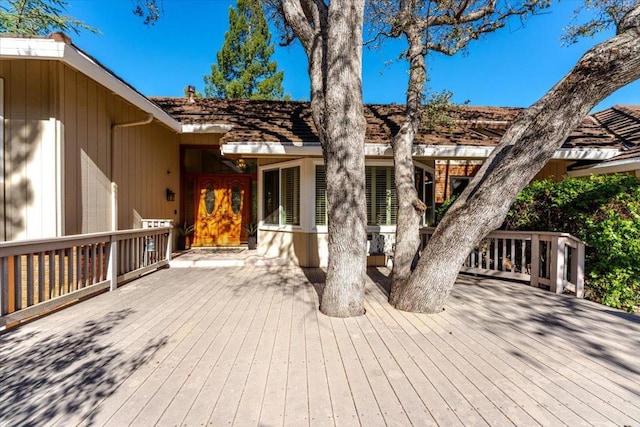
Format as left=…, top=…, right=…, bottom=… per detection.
left=109, top=182, right=118, bottom=291
left=108, top=236, right=118, bottom=291
left=574, top=241, right=585, bottom=298
left=530, top=234, right=539, bottom=288
left=549, top=236, right=565, bottom=294
left=166, top=228, right=173, bottom=262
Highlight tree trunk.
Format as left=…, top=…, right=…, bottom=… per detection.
left=319, top=0, right=367, bottom=317
left=392, top=6, right=640, bottom=313
left=389, top=23, right=426, bottom=302
left=281, top=0, right=367, bottom=317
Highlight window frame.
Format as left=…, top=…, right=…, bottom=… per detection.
left=258, top=159, right=303, bottom=231
left=312, top=159, right=434, bottom=233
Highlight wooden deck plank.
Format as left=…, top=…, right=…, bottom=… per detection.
left=443, top=285, right=640, bottom=425
left=175, top=267, right=270, bottom=425
left=87, top=268, right=253, bottom=426
left=23, top=267, right=222, bottom=426
left=2, top=265, right=640, bottom=427
left=302, top=272, right=334, bottom=427
left=362, top=279, right=490, bottom=426
left=231, top=272, right=286, bottom=426
left=330, top=316, right=386, bottom=426
left=254, top=267, right=295, bottom=426
left=131, top=269, right=267, bottom=425
left=283, top=273, right=311, bottom=426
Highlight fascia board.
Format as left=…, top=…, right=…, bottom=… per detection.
left=62, top=45, right=181, bottom=132
left=0, top=37, right=181, bottom=132
left=181, top=123, right=234, bottom=133
left=221, top=142, right=622, bottom=161
left=568, top=158, right=640, bottom=177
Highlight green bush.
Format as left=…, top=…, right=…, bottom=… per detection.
left=505, top=174, right=640, bottom=312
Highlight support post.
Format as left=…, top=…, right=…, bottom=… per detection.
left=574, top=241, right=585, bottom=298
left=109, top=183, right=118, bottom=291
left=530, top=234, right=539, bottom=288
left=549, top=236, right=565, bottom=294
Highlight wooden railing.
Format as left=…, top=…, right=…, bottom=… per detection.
left=419, top=227, right=585, bottom=298
left=0, top=226, right=172, bottom=330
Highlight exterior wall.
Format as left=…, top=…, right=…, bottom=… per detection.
left=0, top=60, right=59, bottom=241
left=0, top=59, right=180, bottom=241
left=434, top=159, right=572, bottom=204
left=57, top=62, right=181, bottom=234
left=179, top=133, right=221, bottom=145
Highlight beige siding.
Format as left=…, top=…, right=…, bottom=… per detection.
left=0, top=59, right=180, bottom=241
left=0, top=60, right=58, bottom=241
left=56, top=62, right=180, bottom=233
left=179, top=133, right=221, bottom=145
left=534, top=160, right=570, bottom=181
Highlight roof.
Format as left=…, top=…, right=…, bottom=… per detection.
left=0, top=33, right=181, bottom=132
left=151, top=97, right=623, bottom=151
left=592, top=105, right=640, bottom=149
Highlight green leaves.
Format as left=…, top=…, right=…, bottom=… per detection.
left=0, top=0, right=98, bottom=36
left=505, top=174, right=640, bottom=312
left=203, top=0, right=287, bottom=100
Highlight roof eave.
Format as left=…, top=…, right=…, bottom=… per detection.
left=221, top=142, right=621, bottom=160
left=0, top=37, right=182, bottom=133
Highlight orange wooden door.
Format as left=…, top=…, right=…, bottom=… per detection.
left=193, top=175, right=251, bottom=247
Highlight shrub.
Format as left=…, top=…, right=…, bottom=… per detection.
left=505, top=174, right=640, bottom=312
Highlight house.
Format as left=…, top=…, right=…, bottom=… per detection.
left=152, top=97, right=627, bottom=267
left=1, top=33, right=636, bottom=268
left=0, top=33, right=183, bottom=241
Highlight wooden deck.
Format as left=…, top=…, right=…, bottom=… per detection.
left=1, top=265, right=639, bottom=426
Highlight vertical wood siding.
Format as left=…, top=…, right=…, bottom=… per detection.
left=56, top=62, right=180, bottom=234
left=0, top=60, right=57, bottom=241
left=0, top=60, right=180, bottom=241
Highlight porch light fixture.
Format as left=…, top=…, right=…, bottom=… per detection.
left=166, top=188, right=176, bottom=202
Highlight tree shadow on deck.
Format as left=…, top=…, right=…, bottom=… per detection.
left=0, top=309, right=168, bottom=426
left=451, top=274, right=640, bottom=397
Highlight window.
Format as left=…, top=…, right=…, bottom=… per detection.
left=450, top=177, right=471, bottom=198
left=315, top=165, right=327, bottom=225
left=263, top=170, right=280, bottom=225
left=367, top=166, right=398, bottom=226
left=262, top=166, right=300, bottom=226
left=315, top=163, right=434, bottom=227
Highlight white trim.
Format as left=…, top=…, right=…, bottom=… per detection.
left=0, top=78, right=3, bottom=240
left=258, top=159, right=305, bottom=231
left=181, top=123, right=233, bottom=134
left=0, top=37, right=181, bottom=132
left=222, top=141, right=621, bottom=161
left=567, top=158, right=640, bottom=177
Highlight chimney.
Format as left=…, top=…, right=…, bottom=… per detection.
left=187, top=85, right=195, bottom=103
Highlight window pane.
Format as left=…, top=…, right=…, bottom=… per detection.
left=231, top=184, right=242, bottom=215
left=204, top=184, right=215, bottom=215
left=451, top=177, right=470, bottom=198
left=281, top=166, right=300, bottom=225
left=315, top=165, right=327, bottom=225
left=263, top=170, right=280, bottom=225
left=366, top=166, right=374, bottom=225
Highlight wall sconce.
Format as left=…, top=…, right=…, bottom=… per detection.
left=166, top=188, right=176, bottom=202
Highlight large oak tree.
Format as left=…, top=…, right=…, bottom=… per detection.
left=389, top=1, right=640, bottom=312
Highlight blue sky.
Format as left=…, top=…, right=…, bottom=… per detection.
left=66, top=0, right=639, bottom=111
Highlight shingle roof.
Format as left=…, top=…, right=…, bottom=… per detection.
left=151, top=97, right=630, bottom=150
left=592, top=105, right=640, bottom=149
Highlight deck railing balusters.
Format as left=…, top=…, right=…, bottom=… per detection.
left=419, top=227, right=585, bottom=298
left=0, top=224, right=172, bottom=330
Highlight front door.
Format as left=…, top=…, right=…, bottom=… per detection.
left=193, top=175, right=251, bottom=246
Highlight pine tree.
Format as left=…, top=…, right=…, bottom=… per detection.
left=204, top=0, right=286, bottom=100
left=0, top=0, right=97, bottom=36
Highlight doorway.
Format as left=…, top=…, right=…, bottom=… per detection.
left=192, top=174, right=252, bottom=247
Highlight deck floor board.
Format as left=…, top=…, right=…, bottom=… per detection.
left=1, top=265, right=639, bottom=426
